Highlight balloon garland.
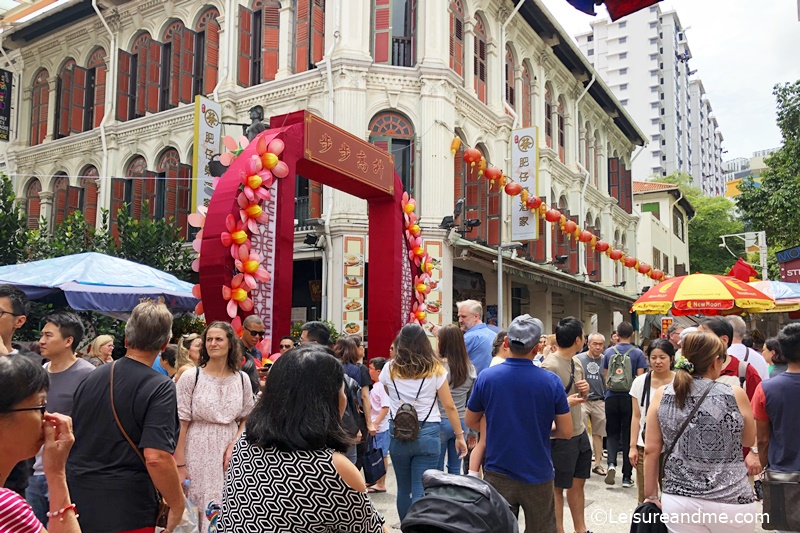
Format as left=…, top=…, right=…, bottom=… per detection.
left=402, top=192, right=437, bottom=325
left=188, top=134, right=290, bottom=332
left=450, top=137, right=668, bottom=284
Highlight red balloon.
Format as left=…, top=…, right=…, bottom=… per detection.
left=463, top=148, right=482, bottom=166
left=526, top=196, right=543, bottom=210
left=650, top=269, right=664, bottom=280
left=623, top=256, right=638, bottom=268
left=594, top=240, right=610, bottom=252
left=545, top=209, right=562, bottom=223
left=578, top=230, right=594, bottom=243
left=638, top=263, right=652, bottom=275
left=563, top=220, right=577, bottom=234
left=484, top=166, right=502, bottom=182
left=504, top=182, right=522, bottom=196
left=609, top=249, right=624, bottom=261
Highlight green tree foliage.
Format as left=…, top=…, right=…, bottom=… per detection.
left=0, top=175, right=27, bottom=265
left=652, top=171, right=743, bottom=275
left=737, top=80, right=800, bottom=251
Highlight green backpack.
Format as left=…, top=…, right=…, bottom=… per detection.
left=606, top=346, right=634, bottom=392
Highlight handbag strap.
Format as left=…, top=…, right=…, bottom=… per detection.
left=663, top=380, right=715, bottom=462
left=110, top=360, right=148, bottom=467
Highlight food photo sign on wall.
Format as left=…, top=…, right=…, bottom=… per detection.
left=342, top=235, right=366, bottom=338
left=422, top=240, right=444, bottom=335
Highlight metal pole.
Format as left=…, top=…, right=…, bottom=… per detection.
left=497, top=195, right=504, bottom=328
left=759, top=231, right=768, bottom=281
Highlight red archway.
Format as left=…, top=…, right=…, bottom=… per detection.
left=199, top=111, right=406, bottom=357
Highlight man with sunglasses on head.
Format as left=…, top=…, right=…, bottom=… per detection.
left=26, top=310, right=95, bottom=522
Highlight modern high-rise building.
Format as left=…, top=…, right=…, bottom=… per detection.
left=575, top=4, right=726, bottom=196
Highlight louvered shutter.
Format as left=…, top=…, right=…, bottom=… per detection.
left=295, top=0, right=310, bottom=73
left=146, top=40, right=162, bottom=113
left=57, top=69, right=72, bottom=138
left=204, top=18, right=220, bottom=94
left=176, top=164, right=192, bottom=236
left=66, top=186, right=83, bottom=218
left=608, top=158, right=620, bottom=203
left=70, top=66, right=87, bottom=133
left=94, top=63, right=106, bottom=127
left=311, top=0, right=325, bottom=65
left=168, top=30, right=181, bottom=108
left=238, top=6, right=253, bottom=87
left=110, top=178, right=128, bottom=239
left=136, top=44, right=148, bottom=117
left=81, top=177, right=98, bottom=226
left=263, top=3, right=280, bottom=81
left=180, top=27, right=196, bottom=103
left=117, top=50, right=133, bottom=121
left=373, top=0, right=391, bottom=64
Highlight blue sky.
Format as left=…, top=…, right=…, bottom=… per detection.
left=539, top=0, right=800, bottom=160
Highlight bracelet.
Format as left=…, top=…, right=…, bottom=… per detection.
left=177, top=464, right=186, bottom=467
left=455, top=431, right=464, bottom=436
left=645, top=495, right=660, bottom=501
left=46, top=503, right=79, bottom=522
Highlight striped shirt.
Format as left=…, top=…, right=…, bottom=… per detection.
left=0, top=488, right=42, bottom=533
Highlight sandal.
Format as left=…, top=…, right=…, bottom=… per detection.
left=592, top=465, right=607, bottom=476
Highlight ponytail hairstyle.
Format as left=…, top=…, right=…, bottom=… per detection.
left=672, top=331, right=725, bottom=409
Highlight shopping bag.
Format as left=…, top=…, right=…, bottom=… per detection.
left=363, top=437, right=386, bottom=486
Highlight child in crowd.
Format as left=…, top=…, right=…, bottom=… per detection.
left=367, top=357, right=391, bottom=493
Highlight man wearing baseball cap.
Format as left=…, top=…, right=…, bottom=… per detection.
left=466, top=314, right=572, bottom=532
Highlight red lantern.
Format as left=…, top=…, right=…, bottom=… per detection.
left=594, top=240, right=610, bottom=253
left=578, top=230, right=593, bottom=243
left=638, top=263, right=652, bottom=275
left=563, top=220, right=577, bottom=234
left=545, top=209, right=562, bottom=223
left=650, top=269, right=664, bottom=281
left=609, top=249, right=624, bottom=261
left=526, top=196, right=543, bottom=210
left=463, top=147, right=482, bottom=167
left=623, top=256, right=638, bottom=268
left=484, top=166, right=502, bottom=182
left=504, top=182, right=522, bottom=196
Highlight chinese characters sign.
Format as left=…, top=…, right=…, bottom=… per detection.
left=0, top=69, right=12, bottom=142
left=192, top=96, right=222, bottom=210
left=304, top=114, right=395, bottom=195
left=510, top=127, right=539, bottom=241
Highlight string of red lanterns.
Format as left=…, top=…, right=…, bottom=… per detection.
left=452, top=137, right=669, bottom=284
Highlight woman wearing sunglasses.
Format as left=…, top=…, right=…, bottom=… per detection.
left=0, top=354, right=80, bottom=532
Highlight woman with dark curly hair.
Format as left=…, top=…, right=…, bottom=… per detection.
left=221, top=344, right=387, bottom=532
left=174, top=321, right=255, bottom=529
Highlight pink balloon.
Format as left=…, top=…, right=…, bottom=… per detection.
left=268, top=139, right=285, bottom=156
left=272, top=161, right=289, bottom=178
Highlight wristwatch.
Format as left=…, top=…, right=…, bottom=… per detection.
left=751, top=447, right=759, bottom=454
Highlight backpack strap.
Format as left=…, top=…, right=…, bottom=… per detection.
left=641, top=371, right=653, bottom=409
left=738, top=360, right=749, bottom=389
left=564, top=359, right=576, bottom=395
left=622, top=346, right=635, bottom=357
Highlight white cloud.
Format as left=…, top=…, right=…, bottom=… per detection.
left=539, top=0, right=800, bottom=159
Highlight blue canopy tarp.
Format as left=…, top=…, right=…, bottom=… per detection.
left=0, top=252, right=198, bottom=317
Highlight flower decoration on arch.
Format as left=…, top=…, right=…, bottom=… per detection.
left=402, top=192, right=441, bottom=326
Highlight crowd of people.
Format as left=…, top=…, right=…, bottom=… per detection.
left=2, top=281, right=800, bottom=533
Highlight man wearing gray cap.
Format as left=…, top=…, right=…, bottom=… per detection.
left=466, top=314, right=572, bottom=532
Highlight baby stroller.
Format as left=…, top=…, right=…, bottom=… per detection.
left=401, top=470, right=519, bottom=533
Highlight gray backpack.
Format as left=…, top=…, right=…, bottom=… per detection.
left=606, top=346, right=635, bottom=393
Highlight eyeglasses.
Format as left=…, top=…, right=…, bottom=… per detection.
left=279, top=344, right=293, bottom=349
left=0, top=309, right=22, bottom=319
left=7, top=404, right=47, bottom=415
left=244, top=328, right=265, bottom=338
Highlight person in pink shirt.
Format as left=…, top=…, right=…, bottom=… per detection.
left=367, top=357, right=390, bottom=493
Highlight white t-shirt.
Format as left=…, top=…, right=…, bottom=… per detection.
left=369, top=383, right=391, bottom=433
left=379, top=361, right=448, bottom=423
left=489, top=356, right=505, bottom=367
left=629, top=372, right=657, bottom=448
left=727, top=344, right=770, bottom=382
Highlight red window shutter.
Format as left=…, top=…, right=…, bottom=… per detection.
left=57, top=67, right=73, bottom=138
left=409, top=0, right=418, bottom=66
left=263, top=2, right=280, bottom=81
left=176, top=164, right=192, bottom=237
left=94, top=64, right=106, bottom=127
left=453, top=145, right=463, bottom=206
left=168, top=30, right=181, bottom=108
left=608, top=157, right=620, bottom=203
left=70, top=66, right=87, bottom=133
left=486, top=190, right=500, bottom=246
left=204, top=18, right=220, bottom=94
left=146, top=40, right=162, bottom=114
left=81, top=176, right=98, bottom=226
left=533, top=200, right=547, bottom=262
left=450, top=4, right=463, bottom=78
left=110, top=178, right=128, bottom=239
left=238, top=6, right=253, bottom=87
left=473, top=29, right=486, bottom=103
left=522, top=69, right=531, bottom=128
left=295, top=0, right=310, bottom=73
left=311, top=0, right=325, bottom=65
left=180, top=28, right=196, bottom=104
left=135, top=45, right=148, bottom=117
left=544, top=93, right=552, bottom=148
left=621, top=164, right=632, bottom=214
left=30, top=72, right=50, bottom=146
left=373, top=0, right=391, bottom=64
left=66, top=186, right=83, bottom=218
left=558, top=110, right=565, bottom=162
left=53, top=178, right=68, bottom=225
left=116, top=50, right=133, bottom=121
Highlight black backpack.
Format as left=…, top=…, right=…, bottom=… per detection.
left=390, top=377, right=437, bottom=441
left=401, top=470, right=519, bottom=533
left=341, top=373, right=363, bottom=438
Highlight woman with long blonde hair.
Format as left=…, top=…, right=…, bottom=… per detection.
left=379, top=323, right=467, bottom=520
left=85, top=334, right=115, bottom=366
left=174, top=333, right=201, bottom=382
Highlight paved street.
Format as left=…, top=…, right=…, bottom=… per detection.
left=369, top=457, right=768, bottom=532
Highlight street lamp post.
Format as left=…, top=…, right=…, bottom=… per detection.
left=719, top=231, right=768, bottom=281
left=497, top=241, right=523, bottom=328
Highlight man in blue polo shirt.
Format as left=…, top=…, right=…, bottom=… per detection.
left=467, top=314, right=572, bottom=533
left=455, top=299, right=496, bottom=374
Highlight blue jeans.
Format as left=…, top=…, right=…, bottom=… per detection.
left=437, top=417, right=466, bottom=474
left=389, top=421, right=441, bottom=520
left=25, top=474, right=48, bottom=524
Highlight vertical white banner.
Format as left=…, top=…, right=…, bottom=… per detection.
left=510, top=127, right=539, bottom=242
left=192, top=96, right=222, bottom=210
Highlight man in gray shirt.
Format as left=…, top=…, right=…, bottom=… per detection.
left=25, top=311, right=95, bottom=522
left=577, top=332, right=607, bottom=476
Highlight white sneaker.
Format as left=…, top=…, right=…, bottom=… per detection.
left=605, top=466, right=616, bottom=485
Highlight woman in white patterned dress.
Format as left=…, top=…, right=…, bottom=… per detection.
left=174, top=321, right=255, bottom=531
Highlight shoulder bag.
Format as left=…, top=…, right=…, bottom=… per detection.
left=110, top=361, right=170, bottom=528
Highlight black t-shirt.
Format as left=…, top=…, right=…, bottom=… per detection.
left=359, top=363, right=372, bottom=391
left=67, top=357, right=179, bottom=532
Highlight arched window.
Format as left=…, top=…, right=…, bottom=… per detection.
left=52, top=174, right=70, bottom=225
left=81, top=166, right=99, bottom=226
left=449, top=0, right=464, bottom=78
left=117, top=33, right=160, bottom=121
left=239, top=0, right=280, bottom=86
left=86, top=48, right=107, bottom=130
left=157, top=148, right=192, bottom=236
left=521, top=64, right=532, bottom=128
left=594, top=131, right=601, bottom=187
left=504, top=45, right=515, bottom=110
left=369, top=111, right=415, bottom=197
left=544, top=84, right=553, bottom=148
left=295, top=0, right=325, bottom=73
left=557, top=97, right=566, bottom=163
left=373, top=0, right=417, bottom=67
left=110, top=156, right=146, bottom=235
left=161, top=21, right=192, bottom=110
left=462, top=143, right=489, bottom=243
left=30, top=70, right=50, bottom=146
left=473, top=16, right=487, bottom=103
left=25, top=179, right=42, bottom=230
left=196, top=8, right=221, bottom=96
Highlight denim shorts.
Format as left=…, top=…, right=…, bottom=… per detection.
left=374, top=430, right=390, bottom=457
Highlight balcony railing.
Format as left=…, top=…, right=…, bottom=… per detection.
left=392, top=36, right=413, bottom=67
left=295, top=196, right=311, bottom=230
